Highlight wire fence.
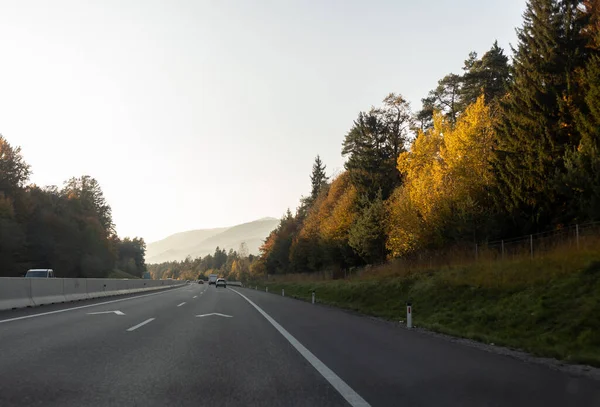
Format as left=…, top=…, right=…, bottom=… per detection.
left=350, top=221, right=600, bottom=279
left=266, top=221, right=600, bottom=282
left=478, top=221, right=600, bottom=262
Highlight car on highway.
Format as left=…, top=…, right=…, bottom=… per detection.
left=25, top=269, right=55, bottom=278
left=215, top=278, right=227, bottom=288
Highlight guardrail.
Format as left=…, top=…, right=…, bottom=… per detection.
left=0, top=278, right=184, bottom=311
left=226, top=281, right=243, bottom=287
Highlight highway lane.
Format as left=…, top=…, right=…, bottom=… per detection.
left=0, top=284, right=347, bottom=407
left=234, top=287, right=600, bottom=407
left=1, top=283, right=599, bottom=406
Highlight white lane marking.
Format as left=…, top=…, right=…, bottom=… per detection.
left=177, top=302, right=186, bottom=307
left=0, top=286, right=185, bottom=325
left=87, top=310, right=125, bottom=316
left=195, top=313, right=232, bottom=318
left=193, top=296, right=198, bottom=299
left=126, top=318, right=155, bottom=332
left=229, top=288, right=371, bottom=407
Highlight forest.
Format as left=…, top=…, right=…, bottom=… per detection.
left=11, top=0, right=596, bottom=283
left=149, top=0, right=599, bottom=283
left=0, top=138, right=146, bottom=278
left=250, top=0, right=600, bottom=278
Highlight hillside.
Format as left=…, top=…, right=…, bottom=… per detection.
left=146, top=218, right=278, bottom=263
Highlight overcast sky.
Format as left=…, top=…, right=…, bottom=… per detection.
left=0, top=0, right=526, bottom=242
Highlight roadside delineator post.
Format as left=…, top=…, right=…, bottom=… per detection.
left=406, top=301, right=412, bottom=329
left=312, top=291, right=315, bottom=304
left=266, top=287, right=268, bottom=293
left=282, top=289, right=285, bottom=297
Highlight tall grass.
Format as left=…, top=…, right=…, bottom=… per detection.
left=258, top=240, right=600, bottom=366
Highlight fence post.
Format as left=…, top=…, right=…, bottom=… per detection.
left=406, top=301, right=412, bottom=329
left=501, top=240, right=504, bottom=260
left=530, top=234, right=533, bottom=259
left=576, top=224, right=580, bottom=250
left=312, top=291, right=315, bottom=304
left=266, top=287, right=268, bottom=293
left=282, top=289, right=285, bottom=297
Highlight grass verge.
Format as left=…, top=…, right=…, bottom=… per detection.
left=107, top=269, right=140, bottom=279
left=257, top=249, right=600, bottom=367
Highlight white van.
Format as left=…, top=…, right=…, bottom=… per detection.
left=25, top=269, right=55, bottom=278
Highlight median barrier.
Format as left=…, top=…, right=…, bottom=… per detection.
left=0, top=278, right=185, bottom=311
left=30, top=278, right=66, bottom=306
left=102, top=279, right=125, bottom=296
left=0, top=278, right=34, bottom=310
left=134, top=280, right=152, bottom=293
left=63, top=278, right=88, bottom=302
left=86, top=278, right=109, bottom=298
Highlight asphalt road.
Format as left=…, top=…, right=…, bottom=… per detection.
left=0, top=284, right=598, bottom=407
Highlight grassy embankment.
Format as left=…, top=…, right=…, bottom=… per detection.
left=107, top=269, right=140, bottom=279
left=256, top=245, right=600, bottom=367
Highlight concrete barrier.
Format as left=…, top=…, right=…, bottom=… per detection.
left=63, top=278, right=88, bottom=302
left=86, top=279, right=109, bottom=298
left=0, top=278, right=34, bottom=310
left=0, top=278, right=185, bottom=311
left=104, top=279, right=123, bottom=296
left=30, top=278, right=66, bottom=306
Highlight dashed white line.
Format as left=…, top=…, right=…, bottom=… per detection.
left=177, top=302, right=186, bottom=307
left=229, top=288, right=371, bottom=407
left=193, top=296, right=198, bottom=299
left=126, top=318, right=155, bottom=332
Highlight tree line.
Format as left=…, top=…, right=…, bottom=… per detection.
left=147, top=243, right=256, bottom=282
left=253, top=0, right=600, bottom=277
left=0, top=137, right=146, bottom=278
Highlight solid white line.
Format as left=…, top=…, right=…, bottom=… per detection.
left=193, top=296, right=198, bottom=299
left=126, top=318, right=155, bottom=332
left=229, top=288, right=371, bottom=407
left=0, top=286, right=185, bottom=325
left=177, top=302, right=186, bottom=307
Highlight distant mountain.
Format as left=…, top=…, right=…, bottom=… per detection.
left=146, top=217, right=279, bottom=264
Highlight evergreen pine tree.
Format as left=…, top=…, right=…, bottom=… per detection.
left=561, top=1, right=600, bottom=219
left=460, top=41, right=511, bottom=107
left=493, top=0, right=588, bottom=229
left=310, top=155, right=328, bottom=201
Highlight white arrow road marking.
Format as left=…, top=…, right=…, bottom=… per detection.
left=177, top=302, right=186, bottom=307
left=87, top=310, right=125, bottom=316
left=195, top=313, right=233, bottom=318
left=127, top=318, right=155, bottom=332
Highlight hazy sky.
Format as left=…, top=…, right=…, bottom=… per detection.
left=0, top=0, right=526, bottom=242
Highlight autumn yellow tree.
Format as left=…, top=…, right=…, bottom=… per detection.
left=386, top=96, right=494, bottom=256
